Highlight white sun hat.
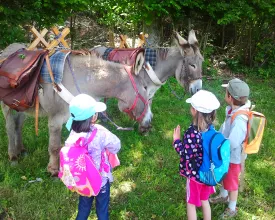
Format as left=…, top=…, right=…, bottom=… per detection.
left=66, top=94, right=106, bottom=131
left=186, top=90, right=220, bottom=113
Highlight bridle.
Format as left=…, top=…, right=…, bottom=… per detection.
left=181, top=56, right=202, bottom=87
left=123, top=66, right=149, bottom=122
left=144, top=55, right=202, bottom=100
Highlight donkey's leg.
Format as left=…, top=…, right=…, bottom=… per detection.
left=15, top=111, right=26, bottom=154
left=138, top=103, right=153, bottom=134
left=1, top=103, right=25, bottom=161
left=47, top=115, right=63, bottom=176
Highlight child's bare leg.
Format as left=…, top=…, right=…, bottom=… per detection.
left=201, top=200, right=211, bottom=220
left=228, top=190, right=238, bottom=210
left=187, top=203, right=197, bottom=220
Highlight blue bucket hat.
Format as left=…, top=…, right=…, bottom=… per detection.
left=66, top=94, right=106, bottom=131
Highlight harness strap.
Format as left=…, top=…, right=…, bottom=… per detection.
left=35, top=95, right=39, bottom=136
left=123, top=66, right=149, bottom=122
left=144, top=62, right=165, bottom=86
left=45, top=54, right=62, bottom=92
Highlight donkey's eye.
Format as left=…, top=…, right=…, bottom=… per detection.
left=190, top=64, right=196, bottom=69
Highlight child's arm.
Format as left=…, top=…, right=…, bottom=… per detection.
left=173, top=139, right=184, bottom=155
left=173, top=125, right=201, bottom=157
left=172, top=125, right=190, bottom=155
left=101, top=129, right=121, bottom=154
left=173, top=125, right=184, bottom=155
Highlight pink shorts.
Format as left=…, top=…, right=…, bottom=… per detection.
left=223, top=163, right=241, bottom=191
left=186, top=178, right=215, bottom=207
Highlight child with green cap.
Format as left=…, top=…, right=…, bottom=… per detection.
left=209, top=78, right=251, bottom=219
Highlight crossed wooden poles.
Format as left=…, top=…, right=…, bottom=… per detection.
left=109, top=31, right=149, bottom=48
left=28, top=26, right=70, bottom=54
left=29, top=26, right=148, bottom=50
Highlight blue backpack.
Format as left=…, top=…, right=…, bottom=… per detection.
left=199, top=125, right=230, bottom=186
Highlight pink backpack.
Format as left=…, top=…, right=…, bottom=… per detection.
left=58, top=129, right=102, bottom=197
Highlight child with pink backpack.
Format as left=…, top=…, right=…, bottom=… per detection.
left=60, top=94, right=121, bottom=220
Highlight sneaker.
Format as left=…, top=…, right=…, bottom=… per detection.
left=209, top=195, right=229, bottom=204
left=220, top=207, right=238, bottom=219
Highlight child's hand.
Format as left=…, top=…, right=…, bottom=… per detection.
left=173, top=125, right=181, bottom=142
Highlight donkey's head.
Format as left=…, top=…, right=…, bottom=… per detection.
left=174, top=30, right=203, bottom=94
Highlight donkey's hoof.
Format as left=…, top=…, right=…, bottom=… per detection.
left=21, top=150, right=28, bottom=157
left=47, top=165, right=59, bottom=177
left=138, top=125, right=151, bottom=135
left=21, top=147, right=27, bottom=153
left=21, top=152, right=28, bottom=157
left=11, top=160, right=18, bottom=166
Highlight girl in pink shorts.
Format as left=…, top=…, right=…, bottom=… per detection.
left=173, top=90, right=220, bottom=220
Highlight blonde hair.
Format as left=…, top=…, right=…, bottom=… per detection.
left=194, top=110, right=216, bottom=132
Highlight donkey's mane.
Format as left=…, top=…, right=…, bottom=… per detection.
left=155, top=47, right=180, bottom=61
left=72, top=53, right=124, bottom=70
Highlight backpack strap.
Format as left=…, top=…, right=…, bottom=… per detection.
left=218, top=139, right=227, bottom=160
left=231, top=110, right=250, bottom=123
left=209, top=132, right=219, bottom=162
left=231, top=110, right=250, bottom=146
left=99, top=151, right=110, bottom=173
left=75, top=129, right=98, bottom=147
left=209, top=132, right=227, bottom=161
left=85, top=129, right=98, bottom=145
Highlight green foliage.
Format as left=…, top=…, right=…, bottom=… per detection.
left=0, top=0, right=275, bottom=77
left=254, top=39, right=275, bottom=78
left=0, top=24, right=26, bottom=48
left=202, top=44, right=218, bottom=76
left=0, top=0, right=91, bottom=47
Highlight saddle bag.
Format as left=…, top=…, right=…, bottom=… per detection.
left=0, top=48, right=48, bottom=111
left=107, top=48, right=145, bottom=75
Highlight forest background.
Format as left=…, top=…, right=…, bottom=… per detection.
left=1, top=0, right=275, bottom=77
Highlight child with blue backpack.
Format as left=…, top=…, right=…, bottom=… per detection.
left=65, top=94, right=121, bottom=220
left=209, top=78, right=251, bottom=219
left=173, top=90, right=220, bottom=220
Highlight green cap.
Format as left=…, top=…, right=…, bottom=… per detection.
left=222, top=78, right=250, bottom=101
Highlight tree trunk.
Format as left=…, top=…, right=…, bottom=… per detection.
left=144, top=21, right=161, bottom=47
left=249, top=24, right=252, bottom=68
left=70, top=15, right=76, bottom=50
left=221, top=25, right=225, bottom=48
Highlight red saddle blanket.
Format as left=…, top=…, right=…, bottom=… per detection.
left=107, top=48, right=145, bottom=75
left=0, top=48, right=48, bottom=111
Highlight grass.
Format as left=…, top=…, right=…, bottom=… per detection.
left=0, top=76, right=275, bottom=220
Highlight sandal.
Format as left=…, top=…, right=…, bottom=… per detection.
left=220, top=207, right=238, bottom=219
left=209, top=195, right=229, bottom=204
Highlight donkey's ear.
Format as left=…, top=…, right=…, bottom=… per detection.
left=188, top=30, right=198, bottom=46
left=174, top=31, right=191, bottom=56
left=174, top=31, right=188, bottom=46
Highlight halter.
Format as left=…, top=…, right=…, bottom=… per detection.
left=123, top=66, right=149, bottom=122
left=181, top=56, right=202, bottom=86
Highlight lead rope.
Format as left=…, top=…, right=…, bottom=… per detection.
left=167, top=78, right=186, bottom=100
left=99, top=112, right=134, bottom=131
left=167, top=61, right=187, bottom=100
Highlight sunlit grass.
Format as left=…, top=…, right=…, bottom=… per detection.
left=0, top=76, right=275, bottom=219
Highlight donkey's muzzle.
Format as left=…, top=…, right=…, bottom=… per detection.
left=189, top=79, right=202, bottom=95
